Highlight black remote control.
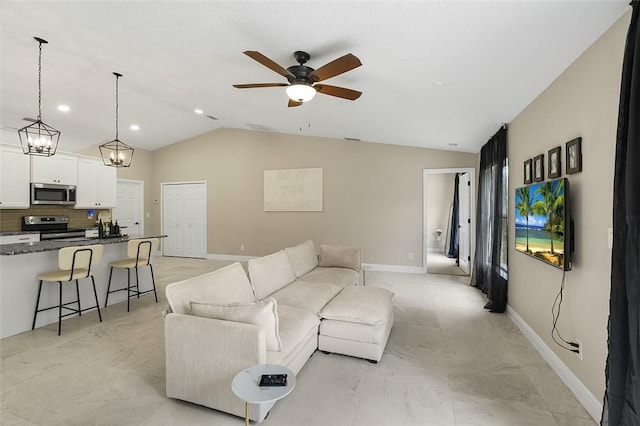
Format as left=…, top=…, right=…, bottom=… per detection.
left=259, top=374, right=287, bottom=387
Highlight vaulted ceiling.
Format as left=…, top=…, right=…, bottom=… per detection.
left=0, top=1, right=630, bottom=154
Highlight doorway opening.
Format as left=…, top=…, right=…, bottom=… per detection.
left=423, top=168, right=475, bottom=277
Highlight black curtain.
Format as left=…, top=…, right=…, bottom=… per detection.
left=602, top=3, right=640, bottom=425
left=471, top=126, right=507, bottom=313
left=447, top=173, right=460, bottom=261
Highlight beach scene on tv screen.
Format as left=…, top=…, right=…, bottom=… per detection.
left=515, top=179, right=565, bottom=269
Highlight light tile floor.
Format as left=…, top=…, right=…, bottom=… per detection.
left=0, top=256, right=595, bottom=425
left=426, top=251, right=467, bottom=276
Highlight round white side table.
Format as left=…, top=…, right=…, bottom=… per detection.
left=231, top=364, right=295, bottom=425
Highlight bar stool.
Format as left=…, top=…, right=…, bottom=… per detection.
left=32, top=244, right=104, bottom=336
left=105, top=238, right=159, bottom=312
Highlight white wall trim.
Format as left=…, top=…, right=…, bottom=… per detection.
left=206, top=253, right=259, bottom=263
left=200, top=257, right=427, bottom=274
left=506, top=305, right=602, bottom=423
left=362, top=263, right=425, bottom=274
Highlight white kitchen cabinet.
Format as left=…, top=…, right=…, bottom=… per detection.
left=31, top=153, right=78, bottom=185
left=75, top=157, right=117, bottom=208
left=0, top=145, right=31, bottom=208
left=0, top=234, right=40, bottom=245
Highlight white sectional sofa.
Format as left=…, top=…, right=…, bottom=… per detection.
left=164, top=240, right=392, bottom=422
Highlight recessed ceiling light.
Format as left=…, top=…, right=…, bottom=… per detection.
left=130, top=124, right=140, bottom=131
left=194, top=109, right=204, bottom=114
left=434, top=81, right=445, bottom=87
left=57, top=105, right=70, bottom=112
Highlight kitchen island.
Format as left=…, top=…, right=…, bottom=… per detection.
left=0, top=234, right=166, bottom=338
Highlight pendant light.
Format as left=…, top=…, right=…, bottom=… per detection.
left=99, top=72, right=134, bottom=167
left=18, top=37, right=60, bottom=156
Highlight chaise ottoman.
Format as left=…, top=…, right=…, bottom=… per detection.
left=318, top=286, right=394, bottom=363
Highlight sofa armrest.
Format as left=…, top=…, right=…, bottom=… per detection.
left=318, top=244, right=361, bottom=272
left=165, top=313, right=267, bottom=418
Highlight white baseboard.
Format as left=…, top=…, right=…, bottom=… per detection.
left=506, top=305, right=602, bottom=423
left=362, top=263, right=425, bottom=274
left=201, top=256, right=426, bottom=274
left=205, top=253, right=258, bottom=262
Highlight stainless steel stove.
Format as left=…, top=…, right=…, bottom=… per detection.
left=22, top=216, right=87, bottom=241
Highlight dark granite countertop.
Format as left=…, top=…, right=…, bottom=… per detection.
left=0, top=231, right=40, bottom=237
left=0, top=234, right=167, bottom=256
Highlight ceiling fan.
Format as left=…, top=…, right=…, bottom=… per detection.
left=233, top=50, right=362, bottom=107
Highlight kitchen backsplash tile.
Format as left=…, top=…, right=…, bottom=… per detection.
left=0, top=206, right=110, bottom=232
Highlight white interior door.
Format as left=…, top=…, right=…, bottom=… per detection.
left=458, top=173, right=471, bottom=274
left=162, top=182, right=206, bottom=258
left=113, top=180, right=143, bottom=236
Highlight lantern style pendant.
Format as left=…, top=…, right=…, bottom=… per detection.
left=19, top=37, right=60, bottom=156
left=99, top=72, right=134, bottom=167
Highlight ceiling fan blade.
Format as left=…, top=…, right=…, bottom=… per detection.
left=243, top=51, right=295, bottom=80
left=309, top=53, right=362, bottom=82
left=288, top=99, right=303, bottom=108
left=314, top=84, right=362, bottom=100
left=233, top=83, right=289, bottom=89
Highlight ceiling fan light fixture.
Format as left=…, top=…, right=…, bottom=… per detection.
left=286, top=83, right=316, bottom=103
left=19, top=37, right=60, bottom=157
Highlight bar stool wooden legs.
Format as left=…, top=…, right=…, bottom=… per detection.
left=105, top=238, right=159, bottom=312
left=32, top=245, right=104, bottom=335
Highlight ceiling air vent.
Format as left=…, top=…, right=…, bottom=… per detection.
left=344, top=137, right=361, bottom=141
left=206, top=115, right=218, bottom=121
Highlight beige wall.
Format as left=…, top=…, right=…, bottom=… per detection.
left=149, top=128, right=478, bottom=266
left=508, top=11, right=629, bottom=401
left=425, top=173, right=455, bottom=250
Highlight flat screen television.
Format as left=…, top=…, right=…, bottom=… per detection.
left=515, top=177, right=573, bottom=271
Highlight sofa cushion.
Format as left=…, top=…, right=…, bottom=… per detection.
left=320, top=305, right=393, bottom=344
left=267, top=304, right=320, bottom=365
left=318, top=244, right=361, bottom=272
left=248, top=250, right=297, bottom=300
left=270, top=280, right=342, bottom=315
left=165, top=262, right=255, bottom=314
left=320, top=287, right=394, bottom=325
left=189, top=298, right=282, bottom=351
left=301, top=267, right=360, bottom=288
left=284, top=240, right=318, bottom=278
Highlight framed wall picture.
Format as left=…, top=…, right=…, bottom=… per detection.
left=524, top=159, right=532, bottom=184
left=548, top=146, right=561, bottom=179
left=533, top=154, right=544, bottom=182
left=566, top=137, right=582, bottom=174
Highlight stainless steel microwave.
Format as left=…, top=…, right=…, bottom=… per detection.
left=30, top=183, right=77, bottom=205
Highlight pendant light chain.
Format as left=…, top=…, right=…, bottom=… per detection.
left=37, top=40, right=43, bottom=121
left=115, top=73, right=119, bottom=140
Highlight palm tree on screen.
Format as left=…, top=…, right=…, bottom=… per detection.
left=532, top=180, right=564, bottom=254
left=515, top=187, right=533, bottom=252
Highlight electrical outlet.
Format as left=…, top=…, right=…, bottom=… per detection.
left=240, top=244, right=245, bottom=251
left=408, top=252, right=414, bottom=260
left=575, top=339, right=583, bottom=360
